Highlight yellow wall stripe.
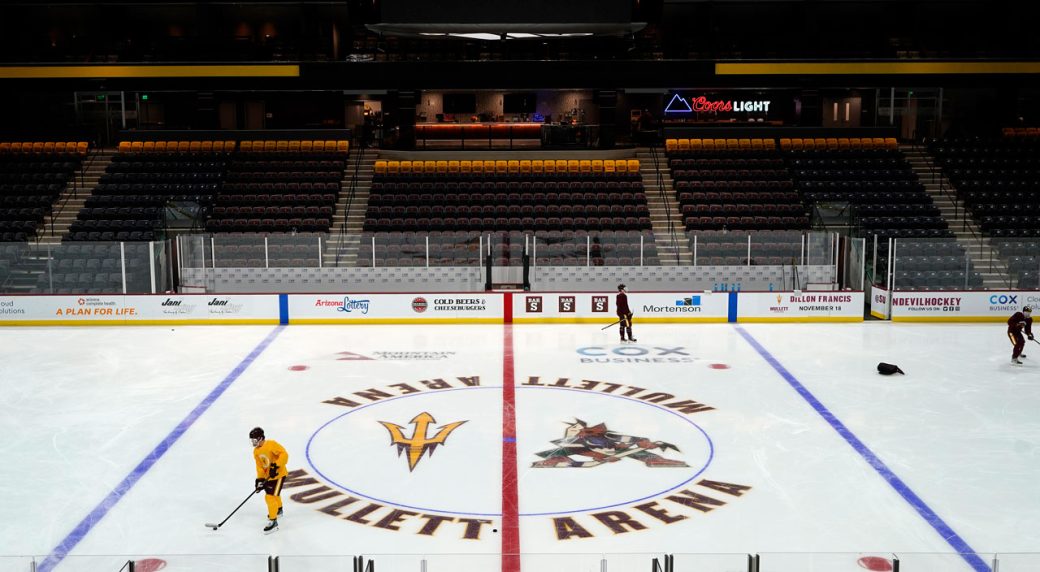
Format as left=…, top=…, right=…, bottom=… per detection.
left=0, top=65, right=300, bottom=79
left=290, top=318, right=502, bottom=325
left=891, top=316, right=1007, bottom=322
left=716, top=62, right=1040, bottom=76
left=513, top=317, right=729, bottom=324
left=737, top=317, right=863, bottom=323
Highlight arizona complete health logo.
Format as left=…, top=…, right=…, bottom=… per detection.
left=297, top=373, right=750, bottom=541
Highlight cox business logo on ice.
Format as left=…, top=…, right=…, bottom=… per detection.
left=577, top=345, right=695, bottom=363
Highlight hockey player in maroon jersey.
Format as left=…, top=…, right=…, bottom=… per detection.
left=616, top=284, right=636, bottom=343
left=1008, top=306, right=1034, bottom=365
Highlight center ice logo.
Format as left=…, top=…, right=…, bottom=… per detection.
left=297, top=373, right=750, bottom=541
left=379, top=412, right=467, bottom=471
left=533, top=419, right=687, bottom=468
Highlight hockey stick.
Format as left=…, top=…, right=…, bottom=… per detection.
left=601, top=320, right=620, bottom=330
left=205, top=488, right=261, bottom=530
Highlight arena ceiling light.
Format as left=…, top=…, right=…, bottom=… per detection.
left=418, top=32, right=599, bottom=40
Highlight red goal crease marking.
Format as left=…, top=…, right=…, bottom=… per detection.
left=502, top=323, right=520, bottom=572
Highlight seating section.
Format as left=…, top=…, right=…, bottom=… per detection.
left=208, top=233, right=325, bottom=268
left=366, top=158, right=650, bottom=233
left=74, top=140, right=348, bottom=240
left=667, top=138, right=808, bottom=231
left=689, top=230, right=804, bottom=266
left=992, top=239, right=1040, bottom=289
left=33, top=243, right=151, bottom=293
left=928, top=136, right=1040, bottom=238
left=205, top=139, right=347, bottom=233
left=0, top=141, right=88, bottom=240
left=74, top=141, right=233, bottom=241
left=786, top=140, right=947, bottom=240
left=883, top=239, right=983, bottom=291
left=357, top=229, right=658, bottom=267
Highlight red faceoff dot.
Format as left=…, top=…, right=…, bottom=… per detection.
left=134, top=559, right=167, bottom=572
left=288, top=365, right=309, bottom=371
left=709, top=363, right=730, bottom=369
left=857, top=556, right=893, bottom=571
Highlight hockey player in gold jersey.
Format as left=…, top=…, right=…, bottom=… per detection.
left=250, top=427, right=289, bottom=533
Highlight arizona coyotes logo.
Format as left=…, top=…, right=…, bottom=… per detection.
left=379, top=412, right=467, bottom=471
left=532, top=419, right=688, bottom=468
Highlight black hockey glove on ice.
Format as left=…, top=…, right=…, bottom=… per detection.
left=255, top=478, right=265, bottom=491
left=268, top=464, right=279, bottom=479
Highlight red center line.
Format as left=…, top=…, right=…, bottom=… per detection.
left=501, top=318, right=520, bottom=572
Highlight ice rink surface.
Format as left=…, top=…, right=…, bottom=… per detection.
left=2, top=322, right=1039, bottom=572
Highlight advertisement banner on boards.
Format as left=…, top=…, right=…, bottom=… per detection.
left=737, top=291, right=864, bottom=322
left=870, top=285, right=890, bottom=320
left=0, top=295, right=280, bottom=324
left=512, top=292, right=730, bottom=323
left=287, top=293, right=503, bottom=323
left=890, top=291, right=1040, bottom=321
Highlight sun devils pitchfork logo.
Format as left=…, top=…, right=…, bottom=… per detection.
left=379, top=412, right=467, bottom=471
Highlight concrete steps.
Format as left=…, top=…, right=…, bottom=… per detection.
left=38, top=150, right=113, bottom=246
left=324, top=150, right=376, bottom=267
left=636, top=148, right=690, bottom=266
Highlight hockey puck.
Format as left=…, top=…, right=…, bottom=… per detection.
left=492, top=528, right=498, bottom=533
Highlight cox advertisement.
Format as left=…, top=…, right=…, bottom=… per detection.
left=891, top=291, right=1040, bottom=321
left=0, top=295, right=280, bottom=325
left=288, top=293, right=502, bottom=324
left=512, top=292, right=729, bottom=323
left=737, top=292, right=864, bottom=322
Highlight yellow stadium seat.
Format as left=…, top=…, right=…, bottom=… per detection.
left=689, top=139, right=703, bottom=150
left=666, top=139, right=678, bottom=152
left=436, top=160, right=448, bottom=173
left=677, top=139, right=691, bottom=152
left=43, top=142, right=55, bottom=153
left=884, top=137, right=898, bottom=149
left=288, top=141, right=301, bottom=153
left=336, top=140, right=350, bottom=153
left=263, top=141, right=276, bottom=152
left=374, top=160, right=387, bottom=174
left=448, top=160, right=461, bottom=173
left=275, top=140, right=288, bottom=152
left=567, top=160, right=579, bottom=173
left=726, top=138, right=739, bottom=150
left=130, top=141, right=144, bottom=153
left=471, top=160, right=483, bottom=174
left=141, top=141, right=155, bottom=153
left=543, top=160, right=555, bottom=174
left=202, top=141, right=215, bottom=153
left=152, top=141, right=167, bottom=153
left=579, top=160, right=592, bottom=173
left=176, top=141, right=189, bottom=153
left=825, top=138, right=838, bottom=149
left=399, top=160, right=413, bottom=173
left=627, top=159, right=640, bottom=172
left=118, top=141, right=132, bottom=153
left=387, top=160, right=399, bottom=173
left=813, top=138, right=826, bottom=149
left=189, top=141, right=202, bottom=153
left=460, top=160, right=472, bottom=173
left=615, top=160, right=628, bottom=174
left=779, top=138, right=792, bottom=150
left=837, top=138, right=850, bottom=149
left=604, top=160, right=616, bottom=173
left=300, top=140, right=313, bottom=152
left=239, top=141, right=253, bottom=152
left=591, top=159, right=603, bottom=172
left=31, top=142, right=44, bottom=153
left=531, top=160, right=543, bottom=173
left=54, top=142, right=68, bottom=153
left=76, top=142, right=88, bottom=155
left=324, top=140, right=337, bottom=153
left=507, top=160, right=520, bottom=173
left=519, top=160, right=531, bottom=173
left=701, top=139, right=715, bottom=151
left=312, top=140, right=325, bottom=152
left=495, top=160, right=508, bottom=173
left=738, top=138, right=752, bottom=149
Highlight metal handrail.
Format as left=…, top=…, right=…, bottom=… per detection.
left=334, top=142, right=365, bottom=267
